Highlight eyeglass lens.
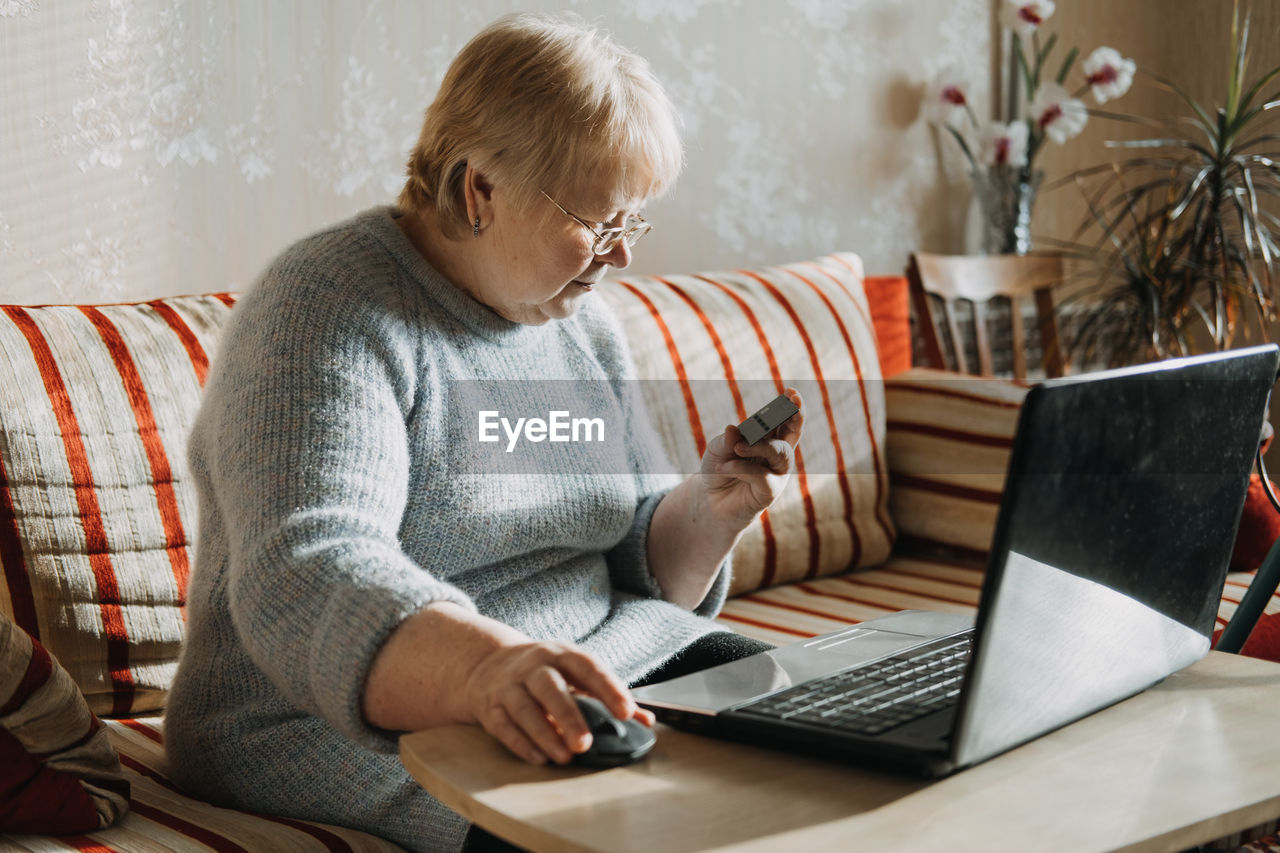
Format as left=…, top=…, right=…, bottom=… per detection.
left=594, top=220, right=650, bottom=254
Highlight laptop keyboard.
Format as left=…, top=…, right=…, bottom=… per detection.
left=735, top=633, right=974, bottom=736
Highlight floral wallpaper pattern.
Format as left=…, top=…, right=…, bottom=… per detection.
left=1, top=0, right=988, bottom=304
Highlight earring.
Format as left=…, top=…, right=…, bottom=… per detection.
left=473, top=217, right=480, bottom=237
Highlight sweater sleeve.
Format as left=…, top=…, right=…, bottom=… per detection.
left=192, top=256, right=474, bottom=750
left=582, top=297, right=732, bottom=617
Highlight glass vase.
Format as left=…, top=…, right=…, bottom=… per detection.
left=974, top=165, right=1042, bottom=255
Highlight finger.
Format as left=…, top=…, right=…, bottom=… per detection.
left=502, top=686, right=575, bottom=765
left=758, top=437, right=796, bottom=473
left=480, top=703, right=548, bottom=766
left=779, top=388, right=804, bottom=446
left=526, top=667, right=591, bottom=754
left=729, top=435, right=795, bottom=474
left=553, top=650, right=636, bottom=720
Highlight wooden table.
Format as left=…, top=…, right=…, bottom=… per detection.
left=400, top=651, right=1280, bottom=853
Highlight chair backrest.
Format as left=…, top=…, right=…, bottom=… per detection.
left=906, top=252, right=1066, bottom=379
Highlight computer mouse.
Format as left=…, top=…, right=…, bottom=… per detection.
left=570, top=695, right=656, bottom=768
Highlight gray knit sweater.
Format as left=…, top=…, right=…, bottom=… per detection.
left=165, top=207, right=730, bottom=851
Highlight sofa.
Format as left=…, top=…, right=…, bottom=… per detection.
left=2, top=252, right=1278, bottom=852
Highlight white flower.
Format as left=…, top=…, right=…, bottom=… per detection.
left=1029, top=82, right=1088, bottom=144
left=981, top=121, right=1030, bottom=167
left=922, top=70, right=974, bottom=130
left=1001, top=0, right=1056, bottom=39
left=1082, top=46, right=1137, bottom=104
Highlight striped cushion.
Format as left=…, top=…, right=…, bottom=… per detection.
left=0, top=295, right=237, bottom=717
left=1, top=612, right=129, bottom=833
left=600, top=253, right=894, bottom=595
left=719, top=558, right=1280, bottom=652
left=717, top=553, right=984, bottom=644
left=0, top=716, right=405, bottom=853
left=883, top=368, right=1029, bottom=563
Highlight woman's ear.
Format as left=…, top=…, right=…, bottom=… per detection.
left=463, top=164, right=495, bottom=230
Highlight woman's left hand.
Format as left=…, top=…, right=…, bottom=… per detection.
left=698, top=388, right=803, bottom=529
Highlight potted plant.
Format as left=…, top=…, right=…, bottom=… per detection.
left=1052, top=2, right=1280, bottom=367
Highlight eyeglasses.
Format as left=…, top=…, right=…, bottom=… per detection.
left=541, top=191, right=651, bottom=255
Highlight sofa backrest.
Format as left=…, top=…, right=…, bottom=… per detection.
left=0, top=259, right=909, bottom=712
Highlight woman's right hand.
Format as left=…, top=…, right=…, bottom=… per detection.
left=362, top=602, right=651, bottom=766
left=463, top=640, right=653, bottom=765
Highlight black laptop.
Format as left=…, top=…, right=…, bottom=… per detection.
left=634, top=345, right=1280, bottom=777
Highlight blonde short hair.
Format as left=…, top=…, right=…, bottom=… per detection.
left=398, top=13, right=683, bottom=239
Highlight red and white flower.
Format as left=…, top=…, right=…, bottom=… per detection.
left=1029, top=82, right=1088, bottom=144
left=1082, top=46, right=1136, bottom=104
left=922, top=71, right=974, bottom=130
left=981, top=121, right=1030, bottom=168
left=1000, top=0, right=1056, bottom=39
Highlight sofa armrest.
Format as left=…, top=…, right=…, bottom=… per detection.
left=884, top=369, right=1029, bottom=563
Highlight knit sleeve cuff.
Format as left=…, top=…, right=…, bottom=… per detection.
left=273, top=574, right=476, bottom=754
left=605, top=486, right=731, bottom=616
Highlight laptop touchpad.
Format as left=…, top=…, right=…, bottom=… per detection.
left=636, top=626, right=950, bottom=713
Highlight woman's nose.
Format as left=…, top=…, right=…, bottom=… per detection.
left=601, top=238, right=632, bottom=270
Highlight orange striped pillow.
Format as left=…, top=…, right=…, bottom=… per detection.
left=884, top=368, right=1029, bottom=562
left=600, top=253, right=894, bottom=595
left=0, top=295, right=237, bottom=716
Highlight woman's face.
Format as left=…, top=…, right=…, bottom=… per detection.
left=478, top=182, right=642, bottom=326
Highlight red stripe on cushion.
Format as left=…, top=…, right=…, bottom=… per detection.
left=738, top=268, right=829, bottom=577
left=692, top=274, right=795, bottom=586
left=658, top=278, right=747, bottom=416
left=881, top=564, right=984, bottom=589
left=119, top=753, right=355, bottom=853
left=81, top=307, right=191, bottom=608
left=691, top=276, right=785, bottom=376
left=884, top=381, right=1029, bottom=406
left=740, top=593, right=856, bottom=623
left=891, top=473, right=1003, bottom=504
left=715, top=612, right=816, bottom=638
left=213, top=292, right=238, bottom=308
left=118, top=753, right=174, bottom=787
left=657, top=277, right=783, bottom=587
left=146, top=299, right=211, bottom=387
left=797, top=262, right=895, bottom=547
left=0, top=635, right=52, bottom=715
left=885, top=420, right=1016, bottom=448
left=128, top=799, right=252, bottom=853
left=793, top=581, right=904, bottom=613
left=0, top=452, right=40, bottom=640
left=117, top=717, right=164, bottom=744
left=60, top=837, right=121, bottom=853
left=832, top=574, right=978, bottom=607
left=617, top=281, right=706, bottom=454
left=260, top=815, right=357, bottom=853
left=0, top=306, right=136, bottom=715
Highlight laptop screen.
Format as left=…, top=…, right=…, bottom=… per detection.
left=952, top=345, right=1278, bottom=767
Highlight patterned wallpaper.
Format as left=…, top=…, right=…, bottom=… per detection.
left=1, top=0, right=989, bottom=304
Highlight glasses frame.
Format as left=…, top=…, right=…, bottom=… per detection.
left=540, top=191, right=651, bottom=255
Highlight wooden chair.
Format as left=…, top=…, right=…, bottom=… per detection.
left=906, top=252, right=1066, bottom=379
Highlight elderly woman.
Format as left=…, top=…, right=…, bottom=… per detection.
left=165, top=12, right=802, bottom=852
